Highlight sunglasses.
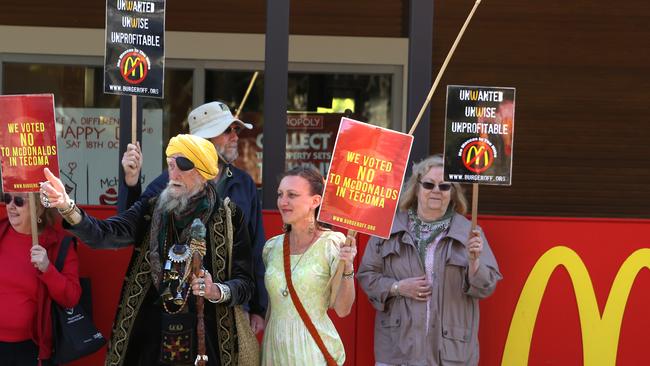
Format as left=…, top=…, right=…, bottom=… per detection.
left=3, top=193, right=26, bottom=207
left=223, top=125, right=242, bottom=136
left=167, top=156, right=211, bottom=175
left=418, top=181, right=452, bottom=192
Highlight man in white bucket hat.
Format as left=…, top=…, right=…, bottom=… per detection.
left=187, top=101, right=253, bottom=164
left=119, top=101, right=268, bottom=335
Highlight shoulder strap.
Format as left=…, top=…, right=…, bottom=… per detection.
left=283, top=234, right=337, bottom=366
left=54, top=236, right=76, bottom=272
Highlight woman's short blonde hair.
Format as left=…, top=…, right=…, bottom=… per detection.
left=398, top=154, right=468, bottom=215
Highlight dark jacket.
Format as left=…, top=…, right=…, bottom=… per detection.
left=357, top=211, right=502, bottom=365
left=118, top=164, right=268, bottom=315
left=66, top=195, right=254, bottom=308
left=0, top=220, right=81, bottom=364
left=65, top=191, right=254, bottom=366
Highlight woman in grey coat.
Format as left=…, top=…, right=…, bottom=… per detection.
left=357, top=154, right=502, bottom=366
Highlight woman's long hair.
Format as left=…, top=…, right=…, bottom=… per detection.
left=398, top=154, right=468, bottom=215
left=280, top=166, right=331, bottom=232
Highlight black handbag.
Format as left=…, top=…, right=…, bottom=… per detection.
left=50, top=236, right=106, bottom=364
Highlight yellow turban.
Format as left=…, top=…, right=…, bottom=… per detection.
left=165, top=134, right=218, bottom=180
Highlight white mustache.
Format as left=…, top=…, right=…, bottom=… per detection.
left=168, top=180, right=184, bottom=187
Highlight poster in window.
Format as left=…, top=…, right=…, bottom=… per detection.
left=235, top=113, right=346, bottom=185
left=55, top=108, right=162, bottom=205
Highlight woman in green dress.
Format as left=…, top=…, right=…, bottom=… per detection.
left=262, top=167, right=357, bottom=366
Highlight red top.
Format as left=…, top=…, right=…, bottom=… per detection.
left=0, top=227, right=40, bottom=341
left=0, top=220, right=81, bottom=362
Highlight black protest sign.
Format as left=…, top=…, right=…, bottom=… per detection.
left=104, top=0, right=165, bottom=98
left=443, top=85, right=516, bottom=185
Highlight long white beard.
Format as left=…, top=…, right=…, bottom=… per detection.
left=156, top=181, right=204, bottom=214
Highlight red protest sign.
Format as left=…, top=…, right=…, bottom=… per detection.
left=0, top=94, right=60, bottom=192
left=318, top=117, right=413, bottom=238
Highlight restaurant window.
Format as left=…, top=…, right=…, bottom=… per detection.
left=2, top=62, right=193, bottom=205
left=205, top=70, right=393, bottom=185
left=1, top=58, right=399, bottom=202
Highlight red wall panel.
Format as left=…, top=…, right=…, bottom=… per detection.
left=3, top=205, right=648, bottom=365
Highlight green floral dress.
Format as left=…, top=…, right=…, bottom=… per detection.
left=261, top=231, right=346, bottom=365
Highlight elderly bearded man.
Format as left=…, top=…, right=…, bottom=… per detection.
left=119, top=101, right=268, bottom=335
left=41, top=134, right=255, bottom=366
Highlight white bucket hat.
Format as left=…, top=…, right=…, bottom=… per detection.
left=187, top=101, right=253, bottom=139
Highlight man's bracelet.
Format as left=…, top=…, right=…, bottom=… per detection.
left=58, top=199, right=76, bottom=216
left=207, top=283, right=231, bottom=304
left=58, top=200, right=81, bottom=225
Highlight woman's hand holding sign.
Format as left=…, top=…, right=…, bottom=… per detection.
left=339, top=236, right=357, bottom=270
left=467, top=229, right=483, bottom=275
left=30, top=244, right=50, bottom=272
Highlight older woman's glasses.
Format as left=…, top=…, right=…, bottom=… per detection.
left=3, top=193, right=25, bottom=207
left=418, top=181, right=452, bottom=192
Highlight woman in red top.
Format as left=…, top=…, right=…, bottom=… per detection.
left=0, top=192, right=81, bottom=366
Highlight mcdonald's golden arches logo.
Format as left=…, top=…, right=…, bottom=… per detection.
left=461, top=139, right=494, bottom=173
left=117, top=49, right=150, bottom=85
left=502, top=246, right=650, bottom=365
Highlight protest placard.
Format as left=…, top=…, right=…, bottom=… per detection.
left=318, top=117, right=413, bottom=238
left=0, top=94, right=59, bottom=193
left=443, top=85, right=516, bottom=185
left=104, top=0, right=165, bottom=98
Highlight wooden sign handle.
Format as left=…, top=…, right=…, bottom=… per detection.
left=235, top=71, right=259, bottom=119
left=29, top=193, right=38, bottom=247
left=471, top=183, right=479, bottom=230
left=131, top=95, right=137, bottom=145
left=407, top=0, right=482, bottom=136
